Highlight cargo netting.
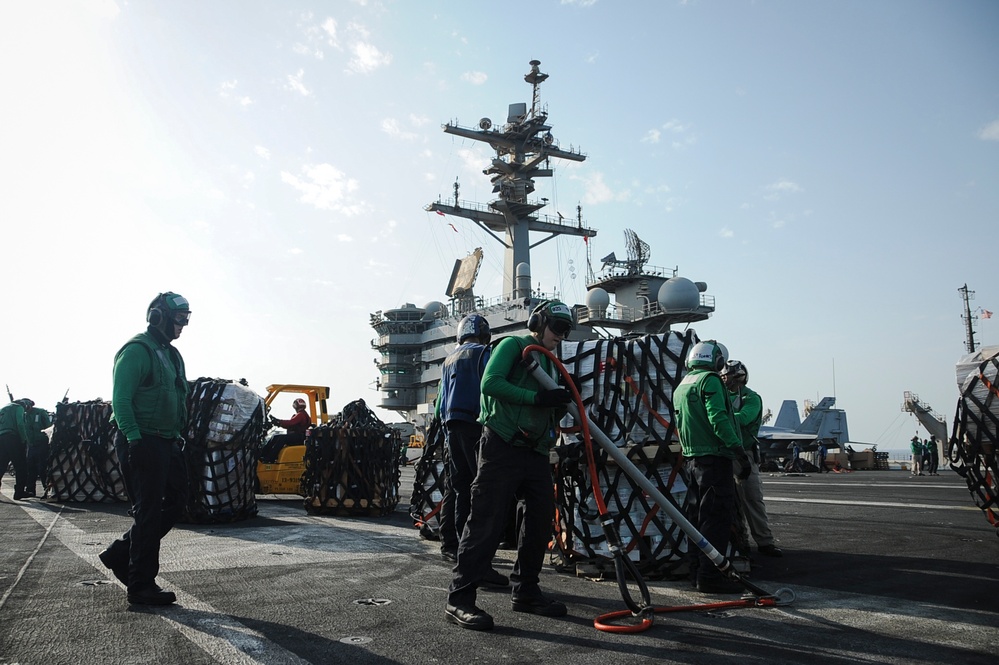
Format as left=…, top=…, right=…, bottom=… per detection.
left=303, top=399, right=405, bottom=516
left=552, top=331, right=697, bottom=578
left=44, top=378, right=265, bottom=523
left=408, top=331, right=701, bottom=576
left=409, top=417, right=447, bottom=539
left=950, top=355, right=999, bottom=537
left=47, top=400, right=127, bottom=502
left=182, top=377, right=265, bottom=524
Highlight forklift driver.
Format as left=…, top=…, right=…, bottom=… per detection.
left=261, top=398, right=310, bottom=462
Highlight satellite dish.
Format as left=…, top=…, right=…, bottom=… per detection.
left=479, top=118, right=492, bottom=130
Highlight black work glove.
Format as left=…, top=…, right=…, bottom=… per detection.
left=735, top=450, right=752, bottom=480
left=535, top=388, right=572, bottom=407
left=268, top=415, right=279, bottom=425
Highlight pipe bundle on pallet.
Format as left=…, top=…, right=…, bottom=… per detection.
left=302, top=399, right=405, bottom=516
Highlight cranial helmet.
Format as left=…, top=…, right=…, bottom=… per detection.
left=457, top=314, right=491, bottom=344
left=292, top=398, right=307, bottom=411
left=146, top=292, right=191, bottom=340
left=686, top=340, right=729, bottom=372
left=721, top=359, right=749, bottom=383
left=527, top=299, right=574, bottom=335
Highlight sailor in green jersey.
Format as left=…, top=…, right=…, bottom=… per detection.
left=99, top=292, right=192, bottom=606
left=23, top=400, right=52, bottom=498
left=446, top=300, right=574, bottom=631
left=0, top=399, right=32, bottom=500
left=909, top=435, right=923, bottom=476
left=722, top=360, right=782, bottom=558
left=674, top=340, right=750, bottom=594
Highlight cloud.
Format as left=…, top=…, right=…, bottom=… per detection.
left=381, top=117, right=418, bottom=140
left=219, top=80, right=253, bottom=106
left=642, top=119, right=696, bottom=149
left=321, top=17, right=338, bottom=46
left=281, top=162, right=362, bottom=215
left=561, top=0, right=599, bottom=6
left=763, top=178, right=803, bottom=201
left=286, top=69, right=311, bottom=96
left=254, top=146, right=271, bottom=160
left=575, top=171, right=630, bottom=205
left=978, top=118, right=999, bottom=141
left=719, top=227, right=734, bottom=239
left=294, top=14, right=339, bottom=58
left=347, top=41, right=392, bottom=74
left=461, top=71, right=488, bottom=85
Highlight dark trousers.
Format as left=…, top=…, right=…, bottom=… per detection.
left=0, top=432, right=27, bottom=497
left=260, top=432, right=304, bottom=463
left=26, top=442, right=49, bottom=493
left=441, top=420, right=483, bottom=551
left=686, top=455, right=736, bottom=583
left=448, top=427, right=554, bottom=606
left=105, top=435, right=188, bottom=591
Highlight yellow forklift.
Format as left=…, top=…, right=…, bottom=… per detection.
left=256, top=384, right=330, bottom=495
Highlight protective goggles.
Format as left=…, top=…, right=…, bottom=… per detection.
left=172, top=311, right=192, bottom=326
left=549, top=319, right=572, bottom=336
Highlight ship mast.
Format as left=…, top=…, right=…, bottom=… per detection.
left=959, top=283, right=977, bottom=354
left=427, top=60, right=597, bottom=301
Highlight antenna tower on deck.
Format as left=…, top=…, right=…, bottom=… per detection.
left=959, top=283, right=977, bottom=354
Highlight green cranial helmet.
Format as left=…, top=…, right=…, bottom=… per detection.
left=147, top=292, right=191, bottom=339
left=686, top=340, right=729, bottom=372
left=528, top=299, right=574, bottom=335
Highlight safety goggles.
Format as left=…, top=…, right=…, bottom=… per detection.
left=172, top=311, right=192, bottom=326
left=549, top=319, right=572, bottom=337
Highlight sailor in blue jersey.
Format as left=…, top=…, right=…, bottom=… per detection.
left=436, top=315, right=509, bottom=587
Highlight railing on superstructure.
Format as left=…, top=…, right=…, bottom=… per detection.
left=429, top=197, right=590, bottom=231
left=576, top=296, right=716, bottom=327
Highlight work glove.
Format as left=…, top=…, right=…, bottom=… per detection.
left=268, top=415, right=280, bottom=425
left=735, top=450, right=752, bottom=480
left=535, top=388, right=572, bottom=407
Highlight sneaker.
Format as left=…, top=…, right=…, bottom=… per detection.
left=98, top=548, right=129, bottom=585
left=696, top=576, right=745, bottom=595
left=511, top=593, right=567, bottom=617
left=127, top=584, right=176, bottom=605
left=480, top=568, right=509, bottom=589
left=445, top=603, right=494, bottom=631
left=757, top=544, right=783, bottom=558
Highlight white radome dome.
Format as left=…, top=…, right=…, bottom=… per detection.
left=422, top=301, right=446, bottom=320
left=585, top=288, right=610, bottom=317
left=657, top=277, right=700, bottom=310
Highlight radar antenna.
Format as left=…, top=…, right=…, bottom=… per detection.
left=600, top=228, right=651, bottom=276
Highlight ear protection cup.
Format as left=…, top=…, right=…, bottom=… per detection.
left=527, top=300, right=552, bottom=333
left=146, top=293, right=167, bottom=326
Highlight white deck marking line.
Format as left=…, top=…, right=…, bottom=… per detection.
left=12, top=498, right=312, bottom=665
left=766, top=496, right=980, bottom=510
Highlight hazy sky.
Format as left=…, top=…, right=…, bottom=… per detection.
left=1, top=0, right=996, bottom=452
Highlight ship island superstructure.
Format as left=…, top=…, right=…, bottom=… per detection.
left=370, top=60, right=716, bottom=425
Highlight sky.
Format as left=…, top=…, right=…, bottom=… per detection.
left=1, top=0, right=997, bottom=454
